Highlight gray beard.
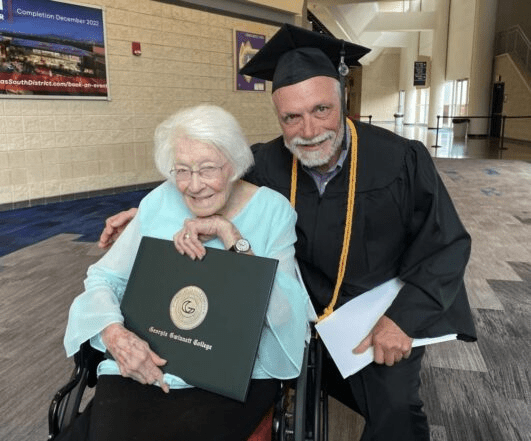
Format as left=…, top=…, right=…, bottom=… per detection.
left=285, top=124, right=345, bottom=169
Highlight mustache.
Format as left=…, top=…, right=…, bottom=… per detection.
left=290, top=131, right=336, bottom=147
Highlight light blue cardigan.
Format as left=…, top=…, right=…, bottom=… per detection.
left=64, top=181, right=316, bottom=390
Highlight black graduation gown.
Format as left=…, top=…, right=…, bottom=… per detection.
left=245, top=121, right=476, bottom=342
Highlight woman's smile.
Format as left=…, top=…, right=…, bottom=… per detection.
left=174, top=139, right=234, bottom=217
left=187, top=193, right=214, bottom=204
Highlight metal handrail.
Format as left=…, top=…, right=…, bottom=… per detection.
left=495, top=25, right=531, bottom=76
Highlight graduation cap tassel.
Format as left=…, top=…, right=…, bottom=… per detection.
left=338, top=43, right=350, bottom=77
left=338, top=42, right=349, bottom=122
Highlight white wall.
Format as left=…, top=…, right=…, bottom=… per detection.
left=0, top=0, right=281, bottom=207
left=446, top=0, right=475, bottom=82
left=361, top=48, right=401, bottom=121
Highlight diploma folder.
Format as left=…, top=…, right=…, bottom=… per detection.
left=119, top=236, right=278, bottom=402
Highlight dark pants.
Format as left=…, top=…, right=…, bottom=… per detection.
left=324, top=346, right=430, bottom=441
left=55, top=376, right=279, bottom=441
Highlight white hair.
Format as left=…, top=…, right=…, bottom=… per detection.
left=153, top=104, right=254, bottom=182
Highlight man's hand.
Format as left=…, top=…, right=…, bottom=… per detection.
left=102, top=323, right=169, bottom=393
left=353, top=315, right=413, bottom=366
left=98, top=208, right=138, bottom=250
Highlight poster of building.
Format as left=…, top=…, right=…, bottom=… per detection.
left=234, top=30, right=265, bottom=92
left=0, top=0, right=109, bottom=99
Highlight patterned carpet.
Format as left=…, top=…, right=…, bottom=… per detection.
left=0, top=158, right=530, bottom=440
left=421, top=159, right=531, bottom=441
left=0, top=189, right=149, bottom=258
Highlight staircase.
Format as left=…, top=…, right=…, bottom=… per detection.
left=494, top=25, right=531, bottom=142
left=495, top=25, right=531, bottom=85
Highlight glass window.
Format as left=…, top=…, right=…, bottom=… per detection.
left=416, top=88, right=429, bottom=124
left=445, top=79, right=469, bottom=122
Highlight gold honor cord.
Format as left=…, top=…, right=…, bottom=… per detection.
left=290, top=118, right=358, bottom=322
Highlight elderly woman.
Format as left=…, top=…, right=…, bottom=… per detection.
left=62, top=104, right=315, bottom=441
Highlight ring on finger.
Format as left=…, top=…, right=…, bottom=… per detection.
left=184, top=233, right=190, bottom=239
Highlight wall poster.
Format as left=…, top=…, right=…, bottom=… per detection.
left=414, top=57, right=431, bottom=88
left=234, top=30, right=265, bottom=92
left=0, top=0, right=109, bottom=99
left=414, top=61, right=427, bottom=87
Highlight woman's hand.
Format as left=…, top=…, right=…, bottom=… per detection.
left=173, top=215, right=244, bottom=260
left=101, top=323, right=170, bottom=393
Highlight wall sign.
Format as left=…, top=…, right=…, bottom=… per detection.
left=234, top=30, right=265, bottom=92
left=414, top=61, right=427, bottom=87
left=0, top=0, right=109, bottom=99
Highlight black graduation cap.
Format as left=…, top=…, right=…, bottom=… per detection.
left=239, top=23, right=370, bottom=92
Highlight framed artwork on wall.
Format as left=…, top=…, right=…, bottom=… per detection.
left=0, top=0, right=110, bottom=99
left=234, top=29, right=265, bottom=92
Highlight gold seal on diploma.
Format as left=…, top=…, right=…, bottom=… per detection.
left=170, top=286, right=209, bottom=330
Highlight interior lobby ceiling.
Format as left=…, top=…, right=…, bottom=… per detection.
left=307, top=0, right=433, bottom=64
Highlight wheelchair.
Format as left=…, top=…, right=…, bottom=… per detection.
left=274, top=332, right=328, bottom=441
left=48, top=333, right=328, bottom=441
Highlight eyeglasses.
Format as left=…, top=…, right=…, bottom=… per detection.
left=169, top=163, right=226, bottom=182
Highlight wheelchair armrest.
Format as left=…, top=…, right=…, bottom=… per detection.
left=48, top=341, right=104, bottom=439
left=292, top=340, right=310, bottom=441
left=76, top=340, right=105, bottom=388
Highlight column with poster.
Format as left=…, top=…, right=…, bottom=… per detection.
left=235, top=30, right=266, bottom=92
left=0, top=0, right=109, bottom=99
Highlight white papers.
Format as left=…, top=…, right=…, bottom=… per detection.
left=315, top=278, right=457, bottom=378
